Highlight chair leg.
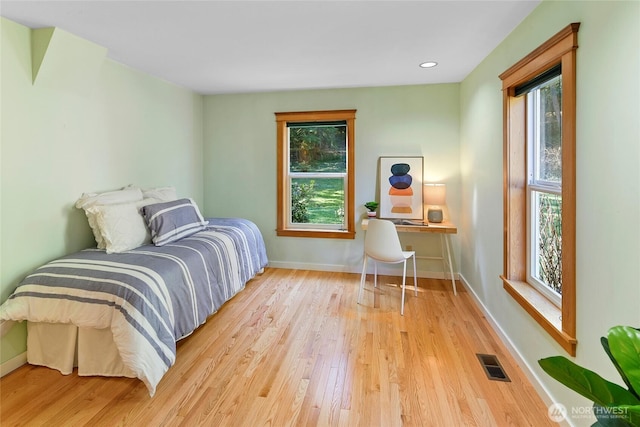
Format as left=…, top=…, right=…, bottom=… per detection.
left=412, top=254, right=418, bottom=296
left=358, top=256, right=368, bottom=304
left=401, top=260, right=407, bottom=316
left=373, top=261, right=378, bottom=288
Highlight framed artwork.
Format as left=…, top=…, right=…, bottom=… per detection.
left=379, top=156, right=424, bottom=220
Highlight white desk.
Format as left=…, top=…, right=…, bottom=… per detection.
left=361, top=219, right=458, bottom=295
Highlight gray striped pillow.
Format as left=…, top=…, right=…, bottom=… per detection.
left=141, top=198, right=208, bottom=246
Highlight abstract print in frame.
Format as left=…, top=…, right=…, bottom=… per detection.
left=379, top=156, right=424, bottom=220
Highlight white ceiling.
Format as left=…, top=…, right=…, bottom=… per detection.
left=0, top=1, right=540, bottom=95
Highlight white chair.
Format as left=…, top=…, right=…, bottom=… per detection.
left=357, top=219, right=417, bottom=315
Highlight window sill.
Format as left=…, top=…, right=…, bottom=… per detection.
left=276, top=229, right=355, bottom=239
left=501, top=276, right=577, bottom=356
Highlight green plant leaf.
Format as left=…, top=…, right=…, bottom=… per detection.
left=539, top=356, right=640, bottom=407
left=621, top=404, right=640, bottom=425
left=592, top=403, right=638, bottom=426
left=608, top=326, right=640, bottom=397
left=602, top=336, right=640, bottom=400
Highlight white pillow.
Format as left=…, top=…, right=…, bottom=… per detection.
left=76, top=188, right=144, bottom=249
left=87, top=198, right=160, bottom=253
left=75, top=187, right=143, bottom=209
left=142, top=186, right=177, bottom=202
left=122, top=185, right=177, bottom=202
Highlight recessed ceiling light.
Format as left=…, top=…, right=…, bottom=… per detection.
left=419, top=61, right=438, bottom=68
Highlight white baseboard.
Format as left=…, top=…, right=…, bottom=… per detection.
left=267, top=261, right=459, bottom=280
left=0, top=351, right=26, bottom=377
left=0, top=320, right=27, bottom=377
left=457, top=274, right=571, bottom=425
left=267, top=261, right=351, bottom=272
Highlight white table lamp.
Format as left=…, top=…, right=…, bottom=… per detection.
left=424, top=183, right=446, bottom=223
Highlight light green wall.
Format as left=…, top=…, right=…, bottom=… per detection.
left=0, top=17, right=204, bottom=363
left=203, top=84, right=461, bottom=273
left=460, top=1, right=640, bottom=424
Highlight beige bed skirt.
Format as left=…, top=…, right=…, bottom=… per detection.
left=27, top=322, right=136, bottom=378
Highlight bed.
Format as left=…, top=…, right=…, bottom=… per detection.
left=0, top=216, right=268, bottom=396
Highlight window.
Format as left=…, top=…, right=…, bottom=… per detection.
left=275, top=110, right=356, bottom=239
left=499, top=23, right=579, bottom=356
left=526, top=71, right=563, bottom=307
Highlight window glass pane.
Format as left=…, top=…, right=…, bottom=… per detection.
left=289, top=125, right=346, bottom=173
left=533, top=75, right=562, bottom=183
left=291, top=177, right=344, bottom=225
left=533, top=191, right=562, bottom=294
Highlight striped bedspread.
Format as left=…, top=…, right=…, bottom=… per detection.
left=0, top=218, right=268, bottom=396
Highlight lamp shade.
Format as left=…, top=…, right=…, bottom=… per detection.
left=423, top=183, right=446, bottom=206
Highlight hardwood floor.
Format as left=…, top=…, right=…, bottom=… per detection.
left=0, top=268, right=554, bottom=426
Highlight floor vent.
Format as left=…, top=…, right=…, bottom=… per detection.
left=476, top=353, right=511, bottom=382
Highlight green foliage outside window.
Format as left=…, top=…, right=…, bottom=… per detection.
left=291, top=178, right=345, bottom=225
left=291, top=180, right=314, bottom=223
left=538, top=78, right=562, bottom=182
left=289, top=124, right=346, bottom=225
left=534, top=76, right=563, bottom=294
left=538, top=193, right=562, bottom=293
left=289, top=126, right=346, bottom=173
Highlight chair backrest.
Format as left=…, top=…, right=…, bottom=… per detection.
left=364, top=219, right=406, bottom=262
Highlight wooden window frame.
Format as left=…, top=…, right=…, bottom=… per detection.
left=275, top=110, right=356, bottom=239
left=499, top=23, right=580, bottom=356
